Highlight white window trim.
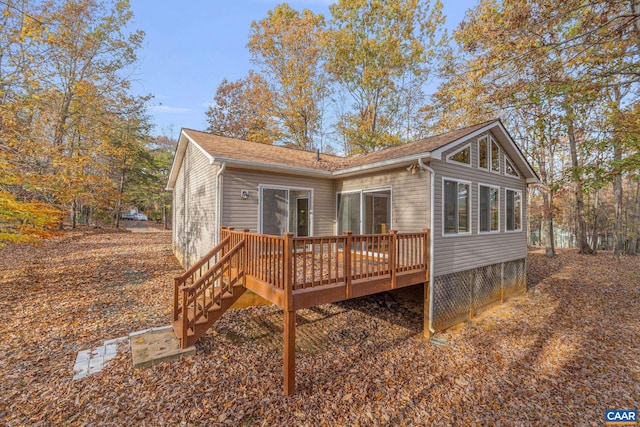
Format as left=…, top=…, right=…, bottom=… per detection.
left=445, top=143, right=472, bottom=167
left=478, top=134, right=501, bottom=174
left=490, top=136, right=501, bottom=174
left=335, top=187, right=392, bottom=235
left=504, top=155, right=521, bottom=178
left=441, top=176, right=472, bottom=237
left=477, top=183, right=501, bottom=234
left=258, top=184, right=314, bottom=236
left=505, top=187, right=523, bottom=233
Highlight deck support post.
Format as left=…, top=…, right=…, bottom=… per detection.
left=284, top=309, right=296, bottom=395
left=424, top=281, right=432, bottom=339
left=423, top=228, right=432, bottom=339
left=389, top=230, right=397, bottom=289
left=343, top=231, right=352, bottom=300
left=282, top=232, right=295, bottom=395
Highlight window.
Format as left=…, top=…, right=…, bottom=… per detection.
left=446, top=144, right=471, bottom=166
left=505, top=156, right=520, bottom=177
left=506, top=189, right=522, bottom=231
left=443, top=179, right=470, bottom=234
left=478, top=136, right=488, bottom=169
left=479, top=184, right=499, bottom=232
left=478, top=135, right=500, bottom=173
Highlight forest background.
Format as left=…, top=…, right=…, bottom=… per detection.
left=1, top=0, right=638, bottom=256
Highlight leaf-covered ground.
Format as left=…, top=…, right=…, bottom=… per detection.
left=1, top=230, right=638, bottom=426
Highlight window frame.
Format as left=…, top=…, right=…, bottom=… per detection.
left=504, top=155, right=520, bottom=178
left=445, top=143, right=472, bottom=167
left=442, top=177, right=472, bottom=237
left=505, top=187, right=523, bottom=232
left=478, top=134, right=501, bottom=174
left=478, top=183, right=500, bottom=234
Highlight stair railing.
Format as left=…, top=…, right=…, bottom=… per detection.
left=176, top=238, right=245, bottom=344
left=173, top=235, right=231, bottom=323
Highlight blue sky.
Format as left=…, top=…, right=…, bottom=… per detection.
left=128, top=1, right=476, bottom=138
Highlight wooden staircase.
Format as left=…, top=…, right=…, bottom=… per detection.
left=172, top=235, right=246, bottom=348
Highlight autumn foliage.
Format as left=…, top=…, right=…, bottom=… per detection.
left=0, top=0, right=170, bottom=244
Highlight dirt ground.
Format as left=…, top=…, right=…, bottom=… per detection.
left=0, top=229, right=638, bottom=426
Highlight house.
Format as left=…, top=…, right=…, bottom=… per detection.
left=166, top=119, right=539, bottom=394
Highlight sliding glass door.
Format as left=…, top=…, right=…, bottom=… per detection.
left=261, top=188, right=289, bottom=236
left=337, top=189, right=391, bottom=234
left=260, top=187, right=311, bottom=237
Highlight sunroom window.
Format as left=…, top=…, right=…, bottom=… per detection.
left=446, top=144, right=470, bottom=166
left=444, top=179, right=470, bottom=234
left=505, top=156, right=519, bottom=177
left=506, top=189, right=522, bottom=231
left=479, top=185, right=499, bottom=232
left=479, top=135, right=500, bottom=173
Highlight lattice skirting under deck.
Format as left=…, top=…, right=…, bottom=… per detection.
left=431, top=258, right=526, bottom=332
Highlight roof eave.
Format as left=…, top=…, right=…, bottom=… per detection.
left=214, top=157, right=333, bottom=177
left=333, top=153, right=432, bottom=177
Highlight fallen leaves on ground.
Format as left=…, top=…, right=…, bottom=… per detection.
left=0, top=232, right=638, bottom=426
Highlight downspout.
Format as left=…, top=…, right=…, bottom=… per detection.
left=215, top=162, right=226, bottom=244
left=418, top=158, right=436, bottom=336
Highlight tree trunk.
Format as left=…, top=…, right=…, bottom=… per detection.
left=163, top=199, right=168, bottom=230
left=628, top=179, right=640, bottom=255
left=538, top=152, right=556, bottom=257
left=53, top=90, right=73, bottom=148
left=611, top=85, right=625, bottom=254
left=567, top=117, right=593, bottom=254
left=114, top=154, right=126, bottom=229
left=543, top=189, right=556, bottom=257
left=591, top=188, right=599, bottom=254
left=613, top=161, right=624, bottom=254
left=72, top=198, right=77, bottom=229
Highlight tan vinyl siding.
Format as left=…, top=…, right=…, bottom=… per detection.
left=336, top=167, right=431, bottom=233
left=222, top=168, right=335, bottom=236
left=171, top=142, right=218, bottom=268
left=432, top=131, right=528, bottom=276
left=172, top=159, right=185, bottom=263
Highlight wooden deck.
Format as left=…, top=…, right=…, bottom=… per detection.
left=173, top=227, right=430, bottom=395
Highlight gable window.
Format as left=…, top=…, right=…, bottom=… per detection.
left=443, top=179, right=470, bottom=234
left=506, top=189, right=522, bottom=231
left=479, top=184, right=499, bottom=232
left=446, top=144, right=471, bottom=166
left=505, top=156, right=520, bottom=178
left=478, top=135, right=500, bottom=173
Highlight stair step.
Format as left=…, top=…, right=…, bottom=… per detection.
left=172, top=319, right=194, bottom=340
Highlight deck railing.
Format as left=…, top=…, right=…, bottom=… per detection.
left=291, top=236, right=344, bottom=289
left=222, top=228, right=430, bottom=294
left=245, top=232, right=285, bottom=289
